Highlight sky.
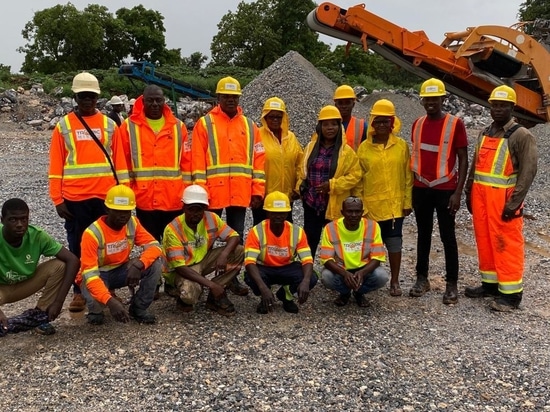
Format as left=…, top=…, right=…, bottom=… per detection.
left=1, top=0, right=524, bottom=73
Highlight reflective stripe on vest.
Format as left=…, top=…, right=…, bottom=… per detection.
left=169, top=212, right=225, bottom=261
left=411, top=114, right=458, bottom=187
left=58, top=114, right=115, bottom=177
left=255, top=221, right=300, bottom=263
left=203, top=114, right=255, bottom=178
left=473, top=134, right=517, bottom=188
left=347, top=117, right=364, bottom=151
left=127, top=120, right=183, bottom=179
left=83, top=217, right=137, bottom=279
left=325, top=219, right=374, bottom=266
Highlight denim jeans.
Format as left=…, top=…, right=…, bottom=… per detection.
left=244, top=262, right=318, bottom=296
left=82, top=258, right=162, bottom=313
left=321, top=266, right=388, bottom=295
left=412, top=186, right=459, bottom=282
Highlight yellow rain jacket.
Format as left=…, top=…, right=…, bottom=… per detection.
left=355, top=114, right=413, bottom=221
left=297, top=131, right=362, bottom=221
left=260, top=99, right=303, bottom=199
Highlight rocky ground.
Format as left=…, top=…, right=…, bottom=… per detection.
left=1, top=56, right=550, bottom=410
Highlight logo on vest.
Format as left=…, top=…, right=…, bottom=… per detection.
left=267, top=245, right=289, bottom=258
left=106, top=240, right=128, bottom=255
left=343, top=242, right=363, bottom=253
left=75, top=128, right=102, bottom=141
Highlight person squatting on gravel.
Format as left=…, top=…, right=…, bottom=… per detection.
left=48, top=72, right=129, bottom=313
left=464, top=85, right=538, bottom=312
left=191, top=76, right=265, bottom=297
left=244, top=191, right=317, bottom=314
left=252, top=97, right=303, bottom=225
left=79, top=185, right=163, bottom=325
left=0, top=198, right=80, bottom=335
left=355, top=99, right=413, bottom=297
left=162, top=185, right=245, bottom=317
left=333, top=84, right=368, bottom=151
left=320, top=197, right=389, bottom=307
left=409, top=78, right=468, bottom=304
left=297, top=105, right=362, bottom=259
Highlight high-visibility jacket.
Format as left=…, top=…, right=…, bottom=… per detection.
left=244, top=220, right=313, bottom=267
left=119, top=96, right=190, bottom=211
left=191, top=106, right=265, bottom=209
left=410, top=113, right=460, bottom=188
left=470, top=121, right=537, bottom=295
left=343, top=116, right=366, bottom=151
left=48, top=111, right=129, bottom=206
left=296, top=133, right=362, bottom=221
left=355, top=134, right=413, bottom=221
left=258, top=124, right=303, bottom=200
left=319, top=217, right=385, bottom=270
left=78, top=216, right=162, bottom=304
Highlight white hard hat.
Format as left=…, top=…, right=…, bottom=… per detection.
left=129, top=98, right=136, bottom=106
left=182, top=185, right=209, bottom=206
left=109, top=96, right=123, bottom=105
left=71, top=72, right=100, bottom=94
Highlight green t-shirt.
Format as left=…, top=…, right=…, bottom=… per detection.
left=0, top=224, right=63, bottom=285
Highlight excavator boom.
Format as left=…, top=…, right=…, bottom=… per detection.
left=308, top=2, right=550, bottom=123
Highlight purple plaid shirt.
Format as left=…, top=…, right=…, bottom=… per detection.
left=303, top=145, right=334, bottom=213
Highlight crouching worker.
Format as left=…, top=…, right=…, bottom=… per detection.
left=320, top=197, right=389, bottom=307
left=79, top=185, right=162, bottom=325
left=0, top=198, right=79, bottom=336
left=244, top=192, right=317, bottom=314
left=162, top=185, right=244, bottom=316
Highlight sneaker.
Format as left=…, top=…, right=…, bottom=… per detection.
left=206, top=292, right=236, bottom=317
left=175, top=297, right=194, bottom=313
left=228, top=277, right=249, bottom=296
left=442, top=281, right=458, bottom=305
left=86, top=312, right=105, bottom=325
left=409, top=277, right=430, bottom=297
left=464, top=284, right=499, bottom=298
left=129, top=306, right=156, bottom=324
left=68, top=293, right=86, bottom=312
left=35, top=323, right=56, bottom=335
left=276, top=287, right=299, bottom=313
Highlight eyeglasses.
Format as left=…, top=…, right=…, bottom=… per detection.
left=76, top=92, right=99, bottom=100
left=344, top=196, right=362, bottom=204
left=265, top=115, right=283, bottom=121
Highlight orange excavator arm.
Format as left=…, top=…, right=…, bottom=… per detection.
left=307, top=2, right=550, bottom=124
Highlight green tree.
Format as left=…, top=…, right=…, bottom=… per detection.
left=211, top=0, right=328, bottom=69
left=518, top=0, right=550, bottom=21
left=182, top=52, right=209, bottom=70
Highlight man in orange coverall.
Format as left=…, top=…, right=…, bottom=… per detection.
left=465, top=85, right=538, bottom=311
left=79, top=185, right=162, bottom=325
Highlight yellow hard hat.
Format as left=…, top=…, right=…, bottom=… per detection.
left=263, top=191, right=292, bottom=212
left=262, top=97, right=286, bottom=112
left=318, top=105, right=342, bottom=121
left=104, top=185, right=136, bottom=211
left=216, top=77, right=242, bottom=95
left=488, top=85, right=516, bottom=104
left=333, top=85, right=356, bottom=100
left=419, top=78, right=446, bottom=97
left=72, top=72, right=100, bottom=94
left=370, top=99, right=396, bottom=116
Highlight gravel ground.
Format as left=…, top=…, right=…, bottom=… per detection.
left=1, top=91, right=550, bottom=410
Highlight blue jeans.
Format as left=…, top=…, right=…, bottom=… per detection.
left=244, top=262, right=318, bottom=296
left=321, top=266, right=388, bottom=295
left=82, top=259, right=162, bottom=314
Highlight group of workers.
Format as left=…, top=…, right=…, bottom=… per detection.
left=0, top=71, right=538, bottom=336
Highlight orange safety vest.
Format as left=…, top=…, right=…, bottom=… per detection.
left=125, top=118, right=188, bottom=211
left=48, top=112, right=129, bottom=205
left=410, top=114, right=459, bottom=187
left=321, top=218, right=384, bottom=268
left=344, top=117, right=365, bottom=151
left=191, top=106, right=266, bottom=209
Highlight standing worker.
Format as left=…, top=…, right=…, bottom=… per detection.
left=464, top=85, right=538, bottom=311
left=409, top=78, right=468, bottom=304
left=48, top=72, right=129, bottom=312
left=253, top=97, right=303, bottom=225
left=355, top=99, right=413, bottom=296
left=119, top=85, right=190, bottom=242
left=107, top=96, right=125, bottom=127
left=191, top=76, right=266, bottom=296
left=333, top=85, right=367, bottom=151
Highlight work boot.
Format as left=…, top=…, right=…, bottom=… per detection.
left=409, top=275, right=430, bottom=297
left=129, top=306, right=156, bottom=324
left=276, top=287, right=298, bottom=314
left=442, top=281, right=458, bottom=304
left=464, top=283, right=499, bottom=298
left=175, top=297, right=194, bottom=313
left=490, top=292, right=522, bottom=312
left=68, top=293, right=86, bottom=312
left=228, top=277, right=249, bottom=296
left=86, top=312, right=105, bottom=325
left=206, top=291, right=236, bottom=317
